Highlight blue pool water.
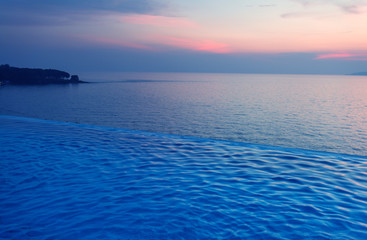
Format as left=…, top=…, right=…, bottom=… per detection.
left=1, top=115, right=367, bottom=239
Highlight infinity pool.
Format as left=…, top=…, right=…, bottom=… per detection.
left=1, top=115, right=367, bottom=239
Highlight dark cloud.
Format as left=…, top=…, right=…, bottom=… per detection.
left=0, top=9, right=92, bottom=26
left=0, top=0, right=164, bottom=14
left=0, top=0, right=167, bottom=27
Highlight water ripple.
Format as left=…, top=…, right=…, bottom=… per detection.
left=1, top=115, right=367, bottom=239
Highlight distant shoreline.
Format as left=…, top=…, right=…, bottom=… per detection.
left=347, top=72, right=367, bottom=76
left=0, top=64, right=86, bottom=85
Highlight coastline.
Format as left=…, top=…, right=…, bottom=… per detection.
left=0, top=64, right=85, bottom=85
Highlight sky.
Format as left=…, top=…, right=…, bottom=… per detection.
left=0, top=0, right=366, bottom=74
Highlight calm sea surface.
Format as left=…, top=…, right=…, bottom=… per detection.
left=1, top=72, right=367, bottom=156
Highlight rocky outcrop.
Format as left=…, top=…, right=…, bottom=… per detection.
left=0, top=64, right=85, bottom=85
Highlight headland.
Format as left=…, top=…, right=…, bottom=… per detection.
left=0, top=64, right=85, bottom=85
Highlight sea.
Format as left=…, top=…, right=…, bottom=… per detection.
left=1, top=73, right=367, bottom=239
left=1, top=72, right=367, bottom=156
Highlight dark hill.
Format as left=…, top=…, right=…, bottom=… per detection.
left=0, top=64, right=85, bottom=85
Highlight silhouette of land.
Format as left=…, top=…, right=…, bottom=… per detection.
left=0, top=64, right=85, bottom=85
left=348, top=72, right=367, bottom=76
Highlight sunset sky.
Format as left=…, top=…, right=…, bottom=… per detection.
left=1, top=0, right=366, bottom=74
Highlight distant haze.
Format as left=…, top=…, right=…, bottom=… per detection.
left=0, top=0, right=366, bottom=74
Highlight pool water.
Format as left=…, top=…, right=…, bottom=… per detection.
left=1, top=115, right=367, bottom=239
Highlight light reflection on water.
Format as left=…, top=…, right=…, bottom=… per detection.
left=1, top=73, right=367, bottom=156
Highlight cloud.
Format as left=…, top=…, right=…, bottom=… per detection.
left=281, top=12, right=317, bottom=18
left=259, top=4, right=277, bottom=7
left=0, top=8, right=95, bottom=26
left=0, top=0, right=165, bottom=14
left=244, top=4, right=277, bottom=8
left=0, top=0, right=170, bottom=26
left=71, top=33, right=231, bottom=54
left=78, top=35, right=155, bottom=51
left=339, top=4, right=363, bottom=14
left=315, top=52, right=367, bottom=60
left=293, top=0, right=367, bottom=14
left=119, top=14, right=199, bottom=28
left=153, top=36, right=232, bottom=53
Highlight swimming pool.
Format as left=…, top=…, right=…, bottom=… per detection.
left=1, top=115, right=367, bottom=239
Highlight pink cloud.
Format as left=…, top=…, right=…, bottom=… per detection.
left=120, top=14, right=199, bottom=28
left=315, top=52, right=367, bottom=60
left=155, top=36, right=231, bottom=53
left=74, top=34, right=231, bottom=53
